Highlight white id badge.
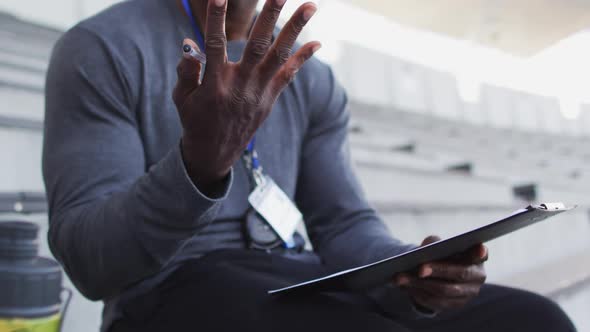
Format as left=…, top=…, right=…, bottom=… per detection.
left=248, top=175, right=302, bottom=244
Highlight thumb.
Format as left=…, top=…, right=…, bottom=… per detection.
left=173, top=38, right=203, bottom=109
left=420, top=235, right=442, bottom=247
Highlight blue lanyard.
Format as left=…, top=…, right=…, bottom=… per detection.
left=181, top=0, right=259, bottom=171
left=246, top=137, right=260, bottom=170
left=181, top=0, right=206, bottom=52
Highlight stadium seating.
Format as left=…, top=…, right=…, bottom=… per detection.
left=0, top=11, right=589, bottom=332
left=347, top=102, right=590, bottom=331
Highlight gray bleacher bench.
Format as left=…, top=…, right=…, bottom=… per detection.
left=0, top=192, right=47, bottom=214
left=0, top=114, right=43, bottom=131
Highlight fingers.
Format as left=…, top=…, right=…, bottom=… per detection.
left=451, top=244, right=489, bottom=265
left=395, top=274, right=480, bottom=310
left=408, top=278, right=481, bottom=298
left=257, top=2, right=317, bottom=84
left=204, top=0, right=228, bottom=78
left=173, top=39, right=203, bottom=109
left=393, top=239, right=487, bottom=313
left=472, top=244, right=489, bottom=263
left=411, top=288, right=472, bottom=311
left=420, top=235, right=441, bottom=247
left=418, top=262, right=487, bottom=283
left=270, top=41, right=321, bottom=96
left=240, top=0, right=287, bottom=76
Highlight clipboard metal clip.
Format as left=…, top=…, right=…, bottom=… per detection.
left=537, top=202, right=567, bottom=211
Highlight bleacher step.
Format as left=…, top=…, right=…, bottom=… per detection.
left=0, top=86, right=44, bottom=121
left=497, top=251, right=590, bottom=297
left=0, top=48, right=48, bottom=72
left=0, top=128, right=44, bottom=191
left=0, top=65, right=44, bottom=91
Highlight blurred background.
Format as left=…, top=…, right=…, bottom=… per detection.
left=0, top=0, right=589, bottom=331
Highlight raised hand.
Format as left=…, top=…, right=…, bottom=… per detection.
left=173, top=0, right=320, bottom=194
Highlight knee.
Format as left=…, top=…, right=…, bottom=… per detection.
left=509, top=289, right=576, bottom=331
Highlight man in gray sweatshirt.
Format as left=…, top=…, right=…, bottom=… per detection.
left=43, top=0, right=575, bottom=331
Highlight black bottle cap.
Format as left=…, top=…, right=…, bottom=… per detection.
left=0, top=221, right=63, bottom=318
left=0, top=221, right=39, bottom=260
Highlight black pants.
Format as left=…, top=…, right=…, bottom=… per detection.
left=112, top=249, right=576, bottom=332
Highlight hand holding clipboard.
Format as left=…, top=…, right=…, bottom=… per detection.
left=269, top=203, right=574, bottom=297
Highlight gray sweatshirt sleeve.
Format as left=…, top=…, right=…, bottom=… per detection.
left=295, top=64, right=426, bottom=318
left=43, top=27, right=232, bottom=301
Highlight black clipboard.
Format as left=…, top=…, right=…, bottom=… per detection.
left=269, top=203, right=574, bottom=296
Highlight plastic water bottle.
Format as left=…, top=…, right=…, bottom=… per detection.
left=0, top=221, right=66, bottom=332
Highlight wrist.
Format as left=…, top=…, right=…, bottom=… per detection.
left=180, top=138, right=231, bottom=197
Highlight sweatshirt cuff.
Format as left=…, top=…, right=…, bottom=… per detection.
left=118, top=145, right=234, bottom=268
left=177, top=143, right=234, bottom=202
left=141, top=144, right=233, bottom=231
